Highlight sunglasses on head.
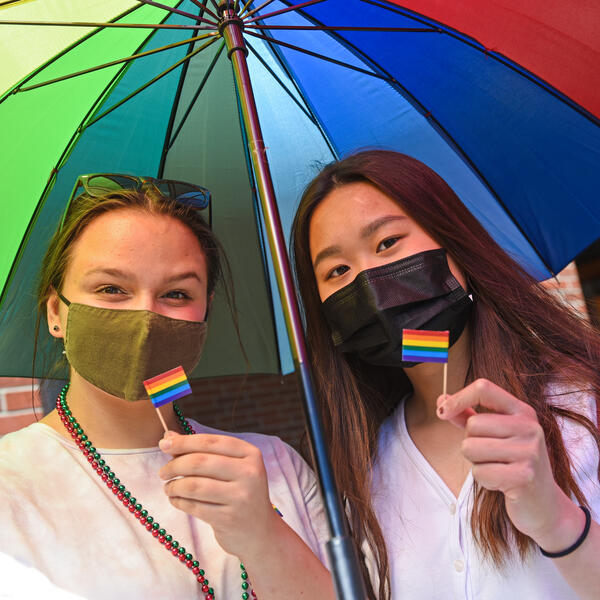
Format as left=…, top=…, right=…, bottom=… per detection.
left=60, top=173, right=212, bottom=231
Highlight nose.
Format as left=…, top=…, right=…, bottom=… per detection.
left=130, top=293, right=159, bottom=313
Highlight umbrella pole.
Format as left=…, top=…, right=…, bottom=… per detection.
left=219, top=4, right=368, bottom=599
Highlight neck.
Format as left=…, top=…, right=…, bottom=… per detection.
left=403, top=327, right=471, bottom=426
left=42, top=371, right=181, bottom=449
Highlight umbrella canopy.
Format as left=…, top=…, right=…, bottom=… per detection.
left=1, top=0, right=599, bottom=380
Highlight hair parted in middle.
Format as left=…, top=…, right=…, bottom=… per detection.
left=291, top=149, right=600, bottom=600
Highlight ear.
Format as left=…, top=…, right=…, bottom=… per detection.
left=46, top=287, right=64, bottom=339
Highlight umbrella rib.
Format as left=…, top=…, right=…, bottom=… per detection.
left=187, top=0, right=220, bottom=21
left=0, top=20, right=215, bottom=30
left=134, top=0, right=217, bottom=26
left=244, top=0, right=326, bottom=24
left=359, top=0, right=600, bottom=125
left=84, top=36, right=219, bottom=130
left=251, top=29, right=339, bottom=159
left=245, top=30, right=392, bottom=82
left=245, top=39, right=317, bottom=125
left=167, top=41, right=225, bottom=150
left=241, top=0, right=277, bottom=19
left=245, top=24, right=436, bottom=32
left=158, top=1, right=213, bottom=176
left=0, top=3, right=146, bottom=103
left=17, top=33, right=217, bottom=93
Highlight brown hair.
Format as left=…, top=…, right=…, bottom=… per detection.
left=291, top=150, right=600, bottom=599
left=34, top=185, right=238, bottom=381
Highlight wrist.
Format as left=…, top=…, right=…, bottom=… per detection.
left=234, top=507, right=285, bottom=559
left=532, top=493, right=586, bottom=554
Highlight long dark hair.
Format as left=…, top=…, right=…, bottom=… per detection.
left=291, top=150, right=600, bottom=599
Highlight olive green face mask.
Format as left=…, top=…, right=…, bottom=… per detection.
left=58, top=293, right=207, bottom=401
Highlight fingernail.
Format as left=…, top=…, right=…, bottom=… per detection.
left=159, top=438, right=172, bottom=450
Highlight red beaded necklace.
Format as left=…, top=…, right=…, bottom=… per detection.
left=56, top=383, right=257, bottom=600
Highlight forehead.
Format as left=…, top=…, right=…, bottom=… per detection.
left=65, top=209, right=206, bottom=276
left=309, top=182, right=407, bottom=246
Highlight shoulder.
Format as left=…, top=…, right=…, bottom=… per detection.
left=0, top=423, right=61, bottom=468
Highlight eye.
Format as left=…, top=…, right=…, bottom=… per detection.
left=97, top=285, right=124, bottom=295
left=326, top=265, right=350, bottom=280
left=376, top=236, right=402, bottom=253
left=163, top=290, right=192, bottom=300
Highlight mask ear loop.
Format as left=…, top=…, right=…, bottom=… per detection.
left=56, top=291, right=71, bottom=307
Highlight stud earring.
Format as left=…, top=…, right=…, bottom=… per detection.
left=53, top=325, right=60, bottom=331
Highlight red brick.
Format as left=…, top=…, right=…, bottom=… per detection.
left=5, top=390, right=41, bottom=410
left=0, top=413, right=38, bottom=435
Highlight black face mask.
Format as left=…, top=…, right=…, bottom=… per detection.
left=321, top=248, right=472, bottom=367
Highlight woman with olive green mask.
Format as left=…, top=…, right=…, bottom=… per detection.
left=0, top=183, right=334, bottom=600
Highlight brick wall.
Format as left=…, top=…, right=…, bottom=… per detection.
left=0, top=372, right=306, bottom=451
left=0, top=262, right=591, bottom=448
left=0, top=378, right=41, bottom=436
left=541, top=262, right=589, bottom=318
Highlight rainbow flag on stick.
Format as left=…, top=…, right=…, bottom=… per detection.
left=401, top=329, right=449, bottom=363
left=144, top=365, right=192, bottom=407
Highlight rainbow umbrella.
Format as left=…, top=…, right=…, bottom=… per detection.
left=1, top=0, right=599, bottom=378
left=1, top=2, right=599, bottom=595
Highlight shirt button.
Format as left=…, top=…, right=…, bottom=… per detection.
left=454, top=559, right=465, bottom=573
left=449, top=503, right=457, bottom=515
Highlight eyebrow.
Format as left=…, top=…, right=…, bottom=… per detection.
left=359, top=215, right=407, bottom=239
left=312, top=215, right=408, bottom=270
left=313, top=244, right=343, bottom=270
left=82, top=267, right=133, bottom=280
left=82, top=268, right=202, bottom=284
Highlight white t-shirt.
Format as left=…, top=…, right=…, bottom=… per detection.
left=370, top=391, right=600, bottom=599
left=0, top=421, right=328, bottom=600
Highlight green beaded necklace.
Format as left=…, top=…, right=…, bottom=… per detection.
left=56, top=383, right=256, bottom=600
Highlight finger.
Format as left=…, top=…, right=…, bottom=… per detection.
left=461, top=437, right=532, bottom=464
left=472, top=462, right=535, bottom=493
left=440, top=406, right=476, bottom=429
left=465, top=413, right=539, bottom=439
left=164, top=475, right=231, bottom=505
left=158, top=432, right=257, bottom=458
left=168, top=495, right=232, bottom=524
left=437, top=379, right=532, bottom=422
left=159, top=452, right=241, bottom=482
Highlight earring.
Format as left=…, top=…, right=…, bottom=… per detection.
left=53, top=325, right=60, bottom=331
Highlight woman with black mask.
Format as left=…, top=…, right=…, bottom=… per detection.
left=291, top=150, right=600, bottom=600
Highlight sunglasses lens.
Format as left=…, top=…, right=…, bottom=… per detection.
left=176, top=190, right=210, bottom=209
left=86, top=174, right=139, bottom=195
left=155, top=181, right=210, bottom=209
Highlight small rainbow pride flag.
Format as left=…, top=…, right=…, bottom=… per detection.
left=402, top=329, right=449, bottom=363
left=143, top=365, right=192, bottom=407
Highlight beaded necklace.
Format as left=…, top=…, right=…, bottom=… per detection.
left=56, top=383, right=257, bottom=600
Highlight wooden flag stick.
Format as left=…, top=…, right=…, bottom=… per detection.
left=155, top=406, right=169, bottom=433
left=443, top=362, right=448, bottom=400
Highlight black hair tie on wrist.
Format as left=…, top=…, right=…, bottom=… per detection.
left=540, top=505, right=592, bottom=558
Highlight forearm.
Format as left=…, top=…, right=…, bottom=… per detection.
left=533, top=495, right=600, bottom=600
left=239, top=516, right=335, bottom=600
